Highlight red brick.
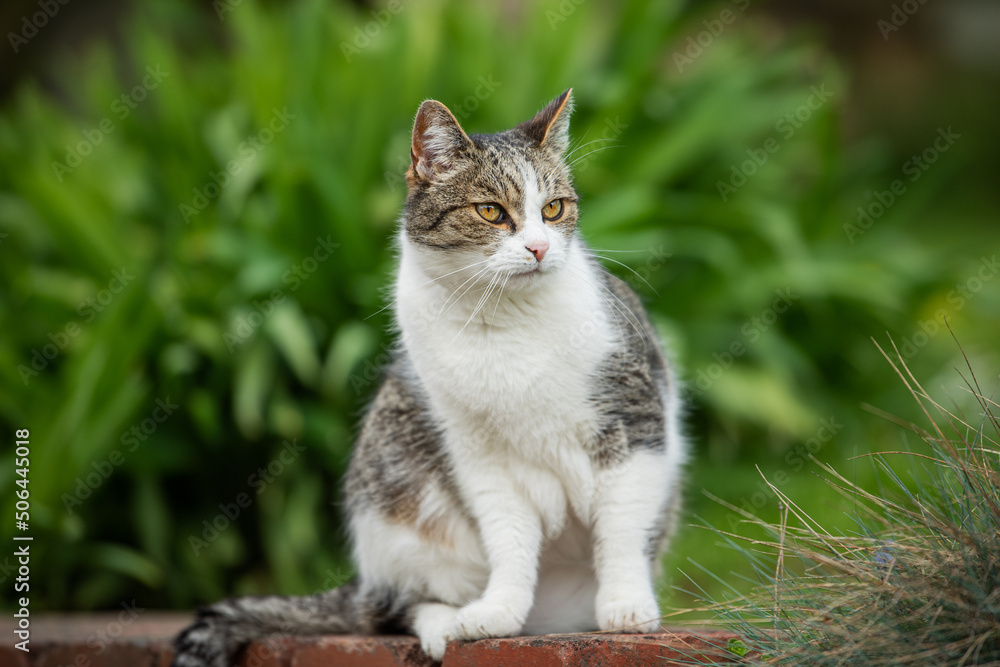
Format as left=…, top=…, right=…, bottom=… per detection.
left=35, top=643, right=166, bottom=667
left=1, top=614, right=742, bottom=667
left=237, top=635, right=294, bottom=667
left=286, top=635, right=432, bottom=667
left=443, top=631, right=741, bottom=666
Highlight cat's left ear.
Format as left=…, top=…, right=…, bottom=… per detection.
left=409, top=100, right=474, bottom=184
left=521, top=89, right=573, bottom=153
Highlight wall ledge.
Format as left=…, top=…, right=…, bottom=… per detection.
left=1, top=613, right=743, bottom=666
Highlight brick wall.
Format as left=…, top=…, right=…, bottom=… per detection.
left=0, top=614, right=743, bottom=666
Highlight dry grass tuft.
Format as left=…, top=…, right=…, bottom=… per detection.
left=675, top=335, right=1000, bottom=666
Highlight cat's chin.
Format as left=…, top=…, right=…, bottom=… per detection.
left=502, top=264, right=555, bottom=290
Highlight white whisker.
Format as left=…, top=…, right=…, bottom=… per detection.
left=592, top=253, right=660, bottom=296
left=436, top=265, right=494, bottom=323
left=567, top=144, right=621, bottom=170
left=489, top=271, right=513, bottom=325
left=564, top=137, right=611, bottom=161
left=587, top=247, right=654, bottom=254
left=457, top=271, right=503, bottom=337
left=366, top=257, right=492, bottom=320
left=566, top=264, right=650, bottom=349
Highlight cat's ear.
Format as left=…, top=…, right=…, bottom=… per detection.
left=408, top=100, right=473, bottom=184
left=521, top=89, right=573, bottom=153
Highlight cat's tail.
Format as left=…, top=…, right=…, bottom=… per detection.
left=172, top=578, right=381, bottom=667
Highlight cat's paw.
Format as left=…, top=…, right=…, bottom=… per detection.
left=453, top=599, right=525, bottom=640
left=421, top=626, right=455, bottom=661
left=596, top=593, right=661, bottom=634
left=414, top=603, right=459, bottom=661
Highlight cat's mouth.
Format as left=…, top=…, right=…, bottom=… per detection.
left=502, top=263, right=550, bottom=285
left=510, top=262, right=544, bottom=277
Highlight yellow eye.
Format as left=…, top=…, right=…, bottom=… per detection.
left=542, top=199, right=564, bottom=221
left=475, top=203, right=503, bottom=223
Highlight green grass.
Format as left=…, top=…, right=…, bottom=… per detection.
left=0, top=0, right=997, bottom=613
left=683, top=342, right=1000, bottom=665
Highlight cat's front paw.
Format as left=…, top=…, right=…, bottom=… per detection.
left=596, top=593, right=661, bottom=634
left=453, top=599, right=525, bottom=640
left=414, top=603, right=459, bottom=661
left=421, top=627, right=454, bottom=661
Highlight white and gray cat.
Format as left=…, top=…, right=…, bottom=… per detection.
left=172, top=89, right=687, bottom=665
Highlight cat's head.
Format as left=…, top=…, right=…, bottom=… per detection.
left=403, top=90, right=579, bottom=289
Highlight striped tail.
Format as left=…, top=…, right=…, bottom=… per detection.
left=172, top=579, right=370, bottom=667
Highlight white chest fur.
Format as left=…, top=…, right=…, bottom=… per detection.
left=395, top=238, right=615, bottom=529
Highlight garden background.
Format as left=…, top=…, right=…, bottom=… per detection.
left=0, top=0, right=998, bottom=620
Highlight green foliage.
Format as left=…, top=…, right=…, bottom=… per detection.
left=0, top=0, right=996, bottom=611
left=727, top=638, right=749, bottom=657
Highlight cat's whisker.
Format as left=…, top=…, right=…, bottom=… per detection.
left=597, top=281, right=653, bottom=348
left=365, top=298, right=399, bottom=321
left=457, top=271, right=503, bottom=337
left=419, top=257, right=493, bottom=288
left=567, top=141, right=622, bottom=166
left=366, top=257, right=493, bottom=320
left=563, top=137, right=612, bottom=161
left=568, top=268, right=640, bottom=345
left=435, top=265, right=495, bottom=323
left=489, top=271, right=513, bottom=325
left=540, top=136, right=609, bottom=186
left=567, top=268, right=628, bottom=343
left=586, top=247, right=654, bottom=254
left=562, top=264, right=625, bottom=332
left=591, top=253, right=660, bottom=296
left=561, top=131, right=594, bottom=160
left=451, top=268, right=499, bottom=322
left=566, top=144, right=621, bottom=170
left=472, top=272, right=502, bottom=316
left=565, top=264, right=651, bottom=350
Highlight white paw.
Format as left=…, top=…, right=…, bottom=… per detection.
left=453, top=599, right=525, bottom=640
left=420, top=627, right=454, bottom=662
left=596, top=593, right=661, bottom=633
left=414, top=604, right=458, bottom=661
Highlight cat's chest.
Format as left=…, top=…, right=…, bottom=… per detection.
left=402, top=288, right=609, bottom=430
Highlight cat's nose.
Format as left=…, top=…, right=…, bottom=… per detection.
left=526, top=239, right=549, bottom=262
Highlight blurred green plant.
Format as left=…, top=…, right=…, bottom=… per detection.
left=0, top=0, right=995, bottom=611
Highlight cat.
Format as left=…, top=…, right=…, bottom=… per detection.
left=172, top=89, right=687, bottom=666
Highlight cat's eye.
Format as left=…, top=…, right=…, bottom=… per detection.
left=475, top=203, right=504, bottom=223
left=541, top=199, right=564, bottom=221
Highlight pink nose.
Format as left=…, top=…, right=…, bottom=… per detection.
left=526, top=239, right=549, bottom=262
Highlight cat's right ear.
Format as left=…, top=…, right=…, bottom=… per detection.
left=408, top=100, right=473, bottom=185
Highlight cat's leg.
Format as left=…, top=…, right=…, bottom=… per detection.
left=591, top=449, right=674, bottom=633
left=448, top=458, right=544, bottom=641
left=351, top=498, right=490, bottom=656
